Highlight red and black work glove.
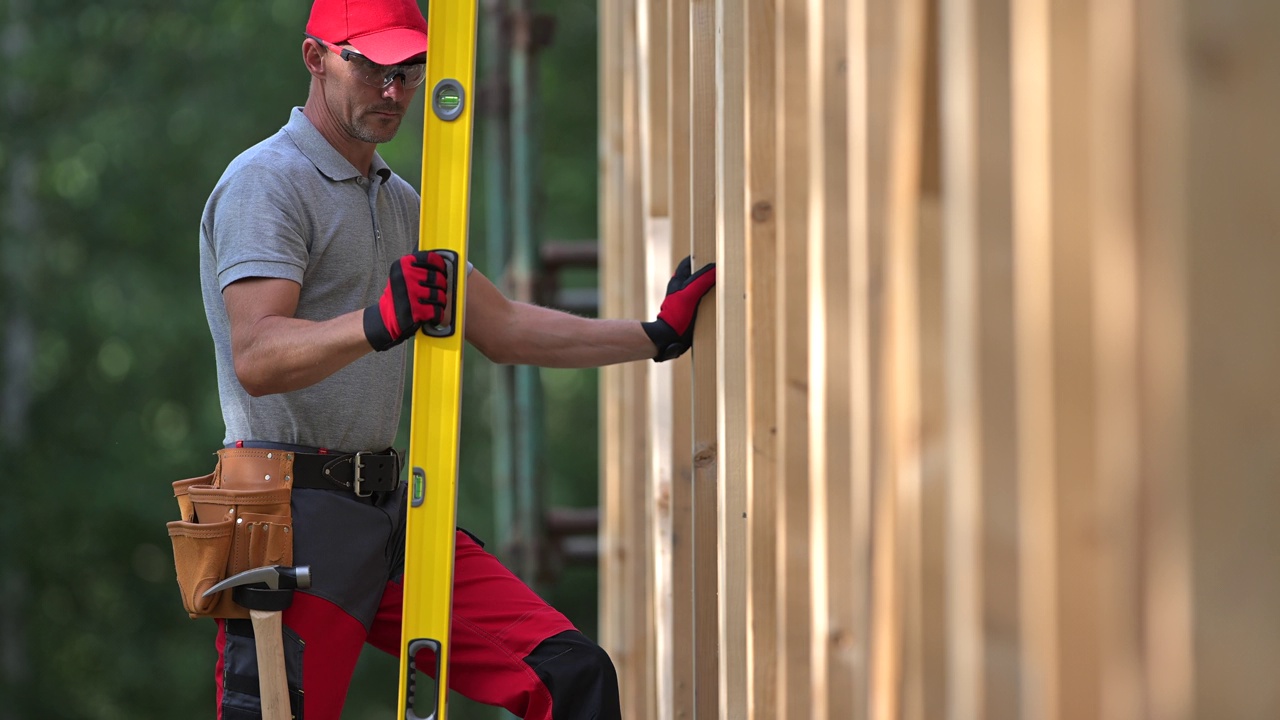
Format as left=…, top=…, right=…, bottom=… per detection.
left=364, top=250, right=449, bottom=352
left=641, top=256, right=717, bottom=362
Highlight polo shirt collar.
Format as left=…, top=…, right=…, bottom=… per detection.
left=285, top=107, right=393, bottom=185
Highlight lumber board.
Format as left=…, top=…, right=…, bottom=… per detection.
left=1177, top=1, right=1280, bottom=717
left=938, top=0, right=984, bottom=714
left=1088, top=1, right=1144, bottom=718
left=805, top=0, right=855, bottom=715
left=880, top=0, right=926, bottom=710
left=689, top=0, right=721, bottom=716
left=620, top=0, right=653, bottom=714
left=940, top=0, right=1022, bottom=717
left=773, top=0, right=812, bottom=716
left=645, top=217, right=674, bottom=720
left=744, top=0, right=778, bottom=715
left=1011, top=0, right=1060, bottom=717
left=598, top=0, right=627, bottom=681
left=1133, top=2, right=1192, bottom=718
left=915, top=8, right=947, bottom=714
left=639, top=0, right=675, bottom=714
left=1046, top=3, right=1104, bottom=718
left=665, top=0, right=697, bottom=715
left=640, top=0, right=671, bottom=218
left=846, top=0, right=877, bottom=716
left=713, top=0, right=749, bottom=714
left=972, top=1, right=1021, bottom=717
left=864, top=1, right=899, bottom=715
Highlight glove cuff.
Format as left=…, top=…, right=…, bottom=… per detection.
left=642, top=319, right=689, bottom=362
left=364, top=304, right=398, bottom=352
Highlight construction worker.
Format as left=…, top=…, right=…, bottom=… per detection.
left=195, top=0, right=716, bottom=718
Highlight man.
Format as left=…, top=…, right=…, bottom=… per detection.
left=196, top=0, right=716, bottom=717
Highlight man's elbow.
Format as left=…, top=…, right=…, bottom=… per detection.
left=233, top=356, right=275, bottom=397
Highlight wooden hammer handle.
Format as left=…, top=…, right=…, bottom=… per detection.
left=249, top=609, right=292, bottom=720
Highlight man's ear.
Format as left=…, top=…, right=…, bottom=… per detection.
left=302, top=38, right=327, bottom=79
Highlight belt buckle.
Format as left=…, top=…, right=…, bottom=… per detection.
left=353, top=451, right=373, bottom=498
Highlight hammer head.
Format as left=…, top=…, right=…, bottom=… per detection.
left=202, top=565, right=312, bottom=598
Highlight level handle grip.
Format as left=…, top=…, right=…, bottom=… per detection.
left=404, top=638, right=444, bottom=720
left=422, top=250, right=459, bottom=338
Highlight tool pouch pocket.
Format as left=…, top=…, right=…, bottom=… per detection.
left=166, top=449, right=297, bottom=620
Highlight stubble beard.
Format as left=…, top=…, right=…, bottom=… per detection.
left=343, top=105, right=404, bottom=145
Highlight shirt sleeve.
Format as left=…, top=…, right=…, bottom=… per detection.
left=207, top=162, right=310, bottom=291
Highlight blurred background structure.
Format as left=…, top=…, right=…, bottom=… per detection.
left=0, top=0, right=601, bottom=717
left=3, top=0, right=1280, bottom=718
left=596, top=0, right=1280, bottom=719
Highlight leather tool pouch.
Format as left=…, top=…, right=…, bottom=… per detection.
left=166, top=449, right=296, bottom=619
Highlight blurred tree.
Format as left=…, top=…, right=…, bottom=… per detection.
left=0, top=0, right=598, bottom=717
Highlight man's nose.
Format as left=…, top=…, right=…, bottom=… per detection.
left=384, top=69, right=414, bottom=94
left=382, top=74, right=408, bottom=100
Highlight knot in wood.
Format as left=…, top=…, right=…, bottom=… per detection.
left=692, top=442, right=717, bottom=469
left=751, top=201, right=773, bottom=223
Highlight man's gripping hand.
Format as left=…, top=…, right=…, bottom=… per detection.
left=364, top=250, right=449, bottom=352
left=641, top=256, right=717, bottom=362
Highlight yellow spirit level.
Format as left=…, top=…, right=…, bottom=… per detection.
left=397, top=1, right=478, bottom=718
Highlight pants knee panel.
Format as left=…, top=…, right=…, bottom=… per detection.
left=524, top=631, right=621, bottom=720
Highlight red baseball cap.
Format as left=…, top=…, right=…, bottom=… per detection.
left=306, top=0, right=428, bottom=65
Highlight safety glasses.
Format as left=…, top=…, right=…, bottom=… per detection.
left=306, top=34, right=427, bottom=90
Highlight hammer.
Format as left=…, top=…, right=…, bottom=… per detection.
left=203, top=565, right=311, bottom=720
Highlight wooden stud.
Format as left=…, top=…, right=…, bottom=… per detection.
left=864, top=1, right=901, bottom=715
left=621, top=0, right=653, bottom=714
left=639, top=0, right=675, bottom=713
left=1011, top=0, right=1059, bottom=716
left=1134, top=1, right=1192, bottom=718
left=598, top=0, right=627, bottom=684
left=914, top=7, right=948, bottom=719
left=1176, top=1, right=1280, bottom=717
left=805, top=0, right=855, bottom=715
left=940, top=0, right=1022, bottom=718
left=939, top=0, right=984, bottom=713
left=1088, top=0, right=1145, bottom=718
left=744, top=0, right=778, bottom=715
left=714, top=0, right=749, bottom=716
left=666, top=0, right=697, bottom=715
left=773, top=0, right=812, bottom=716
left=977, top=1, right=1022, bottom=717
left=847, top=0, right=877, bottom=715
left=689, top=0, right=721, bottom=716
left=1047, top=4, right=1105, bottom=719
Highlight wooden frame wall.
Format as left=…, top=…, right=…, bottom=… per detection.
left=598, top=0, right=1280, bottom=717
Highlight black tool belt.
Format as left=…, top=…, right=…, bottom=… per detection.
left=291, top=449, right=402, bottom=497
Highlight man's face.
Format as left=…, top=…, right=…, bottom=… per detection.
left=324, top=46, right=425, bottom=144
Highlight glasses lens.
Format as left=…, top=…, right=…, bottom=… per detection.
left=397, top=63, right=427, bottom=89
left=346, top=52, right=426, bottom=89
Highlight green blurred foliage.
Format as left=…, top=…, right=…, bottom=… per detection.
left=0, top=0, right=599, bottom=717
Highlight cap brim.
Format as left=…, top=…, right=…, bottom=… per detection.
left=348, top=27, right=427, bottom=65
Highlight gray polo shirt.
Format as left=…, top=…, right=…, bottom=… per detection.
left=199, top=107, right=419, bottom=451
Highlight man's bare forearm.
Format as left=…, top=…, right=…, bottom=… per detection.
left=472, top=301, right=655, bottom=368
left=232, top=309, right=372, bottom=396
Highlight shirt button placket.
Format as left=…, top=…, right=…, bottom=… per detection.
left=366, top=177, right=383, bottom=248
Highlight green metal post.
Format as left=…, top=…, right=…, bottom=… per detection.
left=481, top=0, right=516, bottom=560
left=509, top=0, right=546, bottom=587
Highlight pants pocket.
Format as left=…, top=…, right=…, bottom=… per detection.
left=221, top=618, right=306, bottom=720
left=167, top=518, right=236, bottom=617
